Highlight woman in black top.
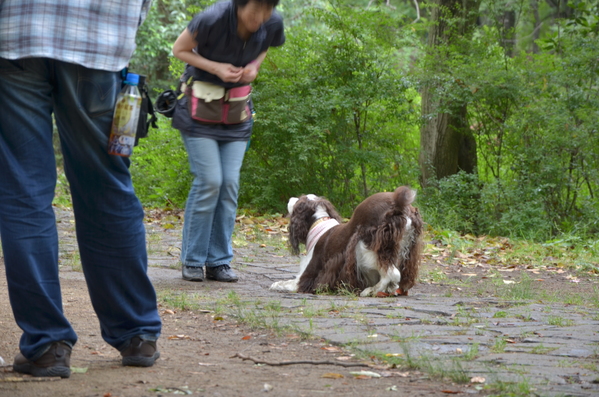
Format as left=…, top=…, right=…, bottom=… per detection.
left=172, top=0, right=285, bottom=282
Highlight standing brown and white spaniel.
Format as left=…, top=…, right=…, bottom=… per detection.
left=270, top=186, right=423, bottom=297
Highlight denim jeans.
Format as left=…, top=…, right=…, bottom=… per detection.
left=0, top=58, right=161, bottom=360
left=180, top=135, right=247, bottom=269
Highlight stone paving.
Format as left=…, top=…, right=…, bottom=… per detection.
left=55, top=207, right=599, bottom=396
left=227, top=257, right=599, bottom=396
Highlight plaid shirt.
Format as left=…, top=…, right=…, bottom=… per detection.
left=0, top=0, right=152, bottom=72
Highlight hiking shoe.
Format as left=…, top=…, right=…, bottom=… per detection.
left=206, top=264, right=238, bottom=282
left=13, top=341, right=71, bottom=378
left=182, top=265, right=204, bottom=281
left=120, top=336, right=160, bottom=367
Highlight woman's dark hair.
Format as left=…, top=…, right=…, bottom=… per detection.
left=234, top=0, right=280, bottom=8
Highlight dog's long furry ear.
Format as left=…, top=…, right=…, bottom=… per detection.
left=319, top=199, right=343, bottom=223
left=288, top=197, right=314, bottom=255
left=288, top=195, right=343, bottom=255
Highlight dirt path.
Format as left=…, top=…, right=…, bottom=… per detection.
left=1, top=207, right=598, bottom=396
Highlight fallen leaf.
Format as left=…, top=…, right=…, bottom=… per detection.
left=386, top=371, right=409, bottom=378
left=168, top=335, right=191, bottom=340
left=149, top=387, right=192, bottom=395
left=335, top=356, right=352, bottom=361
left=503, top=280, right=516, bottom=284
left=241, top=335, right=251, bottom=340
left=471, top=376, right=486, bottom=383
left=70, top=366, right=88, bottom=374
left=385, top=353, right=403, bottom=357
left=322, top=373, right=344, bottom=379
left=198, top=362, right=217, bottom=366
left=0, top=376, right=62, bottom=383
left=350, top=371, right=381, bottom=378
left=441, top=390, right=460, bottom=394
left=164, top=309, right=175, bottom=315
left=321, top=346, right=341, bottom=352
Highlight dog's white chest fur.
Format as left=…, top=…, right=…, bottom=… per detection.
left=357, top=217, right=413, bottom=297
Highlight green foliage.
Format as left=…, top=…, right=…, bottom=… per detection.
left=131, top=0, right=216, bottom=90
left=130, top=117, right=191, bottom=208
left=131, top=1, right=188, bottom=89
left=418, top=0, right=599, bottom=240
left=125, top=0, right=599, bottom=245
left=420, top=171, right=486, bottom=234
left=240, top=3, right=420, bottom=214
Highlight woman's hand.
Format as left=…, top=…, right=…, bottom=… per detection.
left=213, top=63, right=244, bottom=83
left=239, top=63, right=259, bottom=83
left=173, top=29, right=244, bottom=83
left=173, top=30, right=269, bottom=85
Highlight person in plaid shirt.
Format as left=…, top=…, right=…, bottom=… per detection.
left=0, top=0, right=162, bottom=378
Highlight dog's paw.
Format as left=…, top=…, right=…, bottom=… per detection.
left=269, top=279, right=298, bottom=292
left=360, top=287, right=374, bottom=297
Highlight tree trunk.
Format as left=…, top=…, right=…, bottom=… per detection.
left=419, top=0, right=481, bottom=186
left=501, top=9, right=516, bottom=57
left=530, top=0, right=541, bottom=53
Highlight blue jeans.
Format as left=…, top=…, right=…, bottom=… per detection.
left=0, top=58, right=161, bottom=360
left=180, top=135, right=247, bottom=268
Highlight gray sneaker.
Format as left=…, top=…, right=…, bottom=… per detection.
left=182, top=265, right=204, bottom=281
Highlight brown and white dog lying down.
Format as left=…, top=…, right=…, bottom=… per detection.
left=270, top=186, right=423, bottom=297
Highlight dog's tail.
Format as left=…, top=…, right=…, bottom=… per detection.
left=392, top=186, right=423, bottom=292
left=392, top=186, right=417, bottom=216
left=368, top=186, right=422, bottom=292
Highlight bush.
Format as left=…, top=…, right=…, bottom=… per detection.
left=130, top=117, right=191, bottom=208
left=420, top=171, right=487, bottom=235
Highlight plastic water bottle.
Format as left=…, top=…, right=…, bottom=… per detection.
left=108, top=73, right=142, bottom=157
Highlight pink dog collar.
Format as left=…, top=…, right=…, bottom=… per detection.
left=306, top=218, right=339, bottom=253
